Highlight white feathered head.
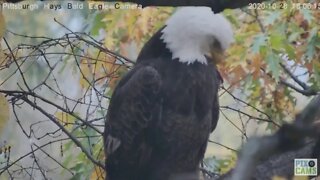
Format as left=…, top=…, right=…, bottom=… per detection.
left=161, top=7, right=234, bottom=65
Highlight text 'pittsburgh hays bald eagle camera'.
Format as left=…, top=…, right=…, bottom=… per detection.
left=104, top=7, right=234, bottom=180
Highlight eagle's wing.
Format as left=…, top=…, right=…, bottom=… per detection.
left=211, top=68, right=222, bottom=132
left=211, top=94, right=219, bottom=132
left=104, top=65, right=162, bottom=156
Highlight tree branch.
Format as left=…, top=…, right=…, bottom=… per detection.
left=0, top=90, right=105, bottom=170
left=279, top=63, right=318, bottom=96
left=20, top=95, right=105, bottom=169
left=229, top=95, right=320, bottom=180
left=280, top=79, right=318, bottom=96
left=218, top=141, right=317, bottom=180
left=280, top=63, right=308, bottom=90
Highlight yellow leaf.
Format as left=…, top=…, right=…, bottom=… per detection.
left=0, top=93, right=9, bottom=135
left=0, top=93, right=10, bottom=157
left=79, top=58, right=93, bottom=89
left=219, top=153, right=237, bottom=174
left=292, top=176, right=309, bottom=180
left=90, top=166, right=105, bottom=180
left=272, top=176, right=287, bottom=180
left=54, top=112, right=76, bottom=130
left=0, top=12, right=6, bottom=67
left=0, top=12, right=6, bottom=38
left=0, top=44, right=5, bottom=67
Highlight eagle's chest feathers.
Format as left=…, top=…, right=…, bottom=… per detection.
left=160, top=61, right=216, bottom=122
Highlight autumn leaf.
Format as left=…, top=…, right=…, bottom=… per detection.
left=0, top=12, right=6, bottom=67
left=79, top=57, right=94, bottom=89
left=292, top=176, right=309, bottom=180
left=90, top=166, right=105, bottom=180
left=272, top=176, right=287, bottom=180
left=55, top=111, right=76, bottom=130
left=270, top=34, right=285, bottom=51
left=266, top=50, right=281, bottom=82
left=0, top=93, right=9, bottom=136
left=0, top=12, right=6, bottom=38
left=228, top=65, right=247, bottom=87
left=248, top=54, right=263, bottom=80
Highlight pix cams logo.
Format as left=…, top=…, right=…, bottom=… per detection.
left=294, top=159, right=317, bottom=176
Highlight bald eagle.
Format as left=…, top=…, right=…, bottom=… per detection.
left=104, top=7, right=233, bottom=180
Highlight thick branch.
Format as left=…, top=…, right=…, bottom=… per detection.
left=280, top=79, right=318, bottom=96
left=280, top=63, right=318, bottom=96
left=229, top=95, right=320, bottom=180
left=218, top=141, right=317, bottom=180
left=280, top=63, right=308, bottom=90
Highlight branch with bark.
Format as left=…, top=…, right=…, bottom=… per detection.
left=0, top=27, right=123, bottom=178
left=217, top=95, right=320, bottom=180
left=279, top=63, right=318, bottom=96
left=219, top=141, right=318, bottom=180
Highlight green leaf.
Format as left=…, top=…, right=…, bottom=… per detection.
left=306, top=44, right=315, bottom=61
left=264, top=11, right=281, bottom=25
left=284, top=44, right=295, bottom=59
left=223, top=9, right=239, bottom=28
left=270, top=34, right=284, bottom=51
left=313, top=64, right=320, bottom=88
left=288, top=32, right=300, bottom=43
left=251, top=34, right=267, bottom=53
left=305, top=28, right=319, bottom=61
left=266, top=51, right=281, bottom=82
left=301, top=9, right=313, bottom=23
left=91, top=12, right=107, bottom=36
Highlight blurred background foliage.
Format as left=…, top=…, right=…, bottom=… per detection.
left=0, top=0, right=319, bottom=179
